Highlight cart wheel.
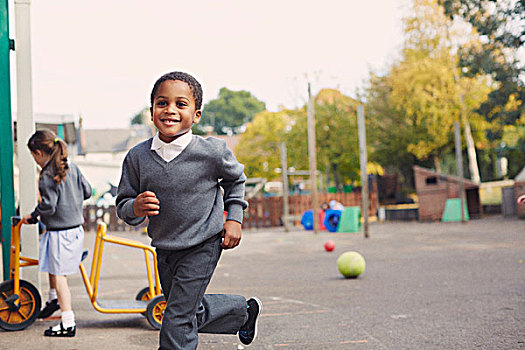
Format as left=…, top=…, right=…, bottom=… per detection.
left=135, top=286, right=154, bottom=301
left=136, top=287, right=156, bottom=316
left=145, top=295, right=166, bottom=330
left=0, top=279, right=41, bottom=331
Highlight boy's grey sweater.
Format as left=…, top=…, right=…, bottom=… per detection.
left=116, top=135, right=248, bottom=250
left=31, top=162, right=92, bottom=230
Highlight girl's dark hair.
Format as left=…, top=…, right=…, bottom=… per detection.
left=150, top=71, right=203, bottom=110
left=27, top=129, right=69, bottom=184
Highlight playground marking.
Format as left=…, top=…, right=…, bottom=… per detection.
left=268, top=296, right=323, bottom=308
left=261, top=309, right=328, bottom=317
left=262, top=297, right=330, bottom=317
left=341, top=340, right=369, bottom=344
left=263, top=296, right=389, bottom=349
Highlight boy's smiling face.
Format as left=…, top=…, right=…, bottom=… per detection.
left=151, top=80, right=202, bottom=143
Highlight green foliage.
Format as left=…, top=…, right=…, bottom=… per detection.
left=363, top=0, right=493, bottom=187
left=235, top=110, right=291, bottom=180
left=436, top=0, right=525, bottom=179
left=202, top=88, right=266, bottom=135
left=279, top=108, right=309, bottom=174
left=281, top=89, right=363, bottom=187
left=363, top=73, right=424, bottom=187
left=393, top=50, right=458, bottom=164
left=500, top=118, right=525, bottom=178
left=312, top=90, right=361, bottom=184
left=235, top=89, right=363, bottom=187
left=438, top=0, right=525, bottom=132
left=130, top=107, right=150, bottom=125
left=366, top=0, right=458, bottom=172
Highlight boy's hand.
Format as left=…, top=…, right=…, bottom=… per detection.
left=133, top=191, right=160, bottom=217
left=22, top=214, right=33, bottom=224
left=221, top=220, right=242, bottom=249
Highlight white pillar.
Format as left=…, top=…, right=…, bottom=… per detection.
left=454, top=122, right=466, bottom=223
left=307, top=83, right=319, bottom=233
left=357, top=106, right=369, bottom=238
left=280, top=142, right=290, bottom=232
left=15, top=0, right=40, bottom=288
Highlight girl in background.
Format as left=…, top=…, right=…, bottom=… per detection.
left=23, top=129, right=92, bottom=337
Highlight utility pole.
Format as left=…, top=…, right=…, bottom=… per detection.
left=446, top=27, right=480, bottom=184
left=454, top=122, right=466, bottom=223
left=307, top=83, right=319, bottom=233
left=0, top=0, right=16, bottom=280
left=15, top=0, right=40, bottom=286
left=280, top=142, right=290, bottom=232
left=357, top=106, right=369, bottom=238
left=459, top=92, right=480, bottom=184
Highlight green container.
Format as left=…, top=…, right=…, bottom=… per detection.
left=328, top=187, right=337, bottom=194
left=343, top=185, right=353, bottom=193
left=337, top=206, right=361, bottom=233
left=442, top=198, right=469, bottom=222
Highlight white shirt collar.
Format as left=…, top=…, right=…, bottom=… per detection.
left=151, top=130, right=193, bottom=151
left=151, top=131, right=193, bottom=162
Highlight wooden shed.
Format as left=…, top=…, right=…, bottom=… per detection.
left=413, top=166, right=482, bottom=221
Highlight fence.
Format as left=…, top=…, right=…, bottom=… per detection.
left=83, top=185, right=378, bottom=232
left=242, top=185, right=379, bottom=229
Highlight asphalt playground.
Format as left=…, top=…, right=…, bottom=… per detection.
left=1, top=216, right=524, bottom=349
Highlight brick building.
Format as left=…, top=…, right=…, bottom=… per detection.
left=413, top=166, right=482, bottom=221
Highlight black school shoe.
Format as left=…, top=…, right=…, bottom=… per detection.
left=44, top=323, right=76, bottom=337
left=38, top=299, right=60, bottom=319
left=238, top=297, right=262, bottom=346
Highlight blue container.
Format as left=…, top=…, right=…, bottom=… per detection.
left=300, top=210, right=314, bottom=230
left=323, top=209, right=342, bottom=232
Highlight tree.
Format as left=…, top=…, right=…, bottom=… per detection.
left=363, top=73, right=424, bottom=188
left=363, top=0, right=492, bottom=187
left=384, top=0, right=461, bottom=172
left=235, top=110, right=291, bottom=180
left=283, top=89, right=363, bottom=189
left=438, top=0, right=525, bottom=130
left=236, top=89, right=364, bottom=188
left=312, top=89, right=362, bottom=187
left=130, top=107, right=150, bottom=125
left=201, top=88, right=266, bottom=135
left=438, top=0, right=525, bottom=179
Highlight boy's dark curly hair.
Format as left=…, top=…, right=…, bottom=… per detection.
left=150, top=71, right=203, bottom=110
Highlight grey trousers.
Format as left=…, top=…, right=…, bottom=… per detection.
left=156, top=233, right=248, bottom=350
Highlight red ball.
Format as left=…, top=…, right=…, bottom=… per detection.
left=324, top=240, right=335, bottom=252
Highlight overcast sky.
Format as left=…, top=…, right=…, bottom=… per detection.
left=9, top=0, right=409, bottom=129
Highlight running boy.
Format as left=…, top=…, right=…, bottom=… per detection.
left=22, top=129, right=92, bottom=337
left=116, top=71, right=262, bottom=349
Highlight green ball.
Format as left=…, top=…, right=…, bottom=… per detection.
left=337, top=251, right=366, bottom=278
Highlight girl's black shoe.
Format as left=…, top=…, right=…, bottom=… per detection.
left=44, top=323, right=76, bottom=337
left=38, top=299, right=60, bottom=319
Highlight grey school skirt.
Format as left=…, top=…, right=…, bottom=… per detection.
left=39, top=226, right=84, bottom=276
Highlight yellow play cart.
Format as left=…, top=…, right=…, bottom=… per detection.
left=0, top=217, right=165, bottom=331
